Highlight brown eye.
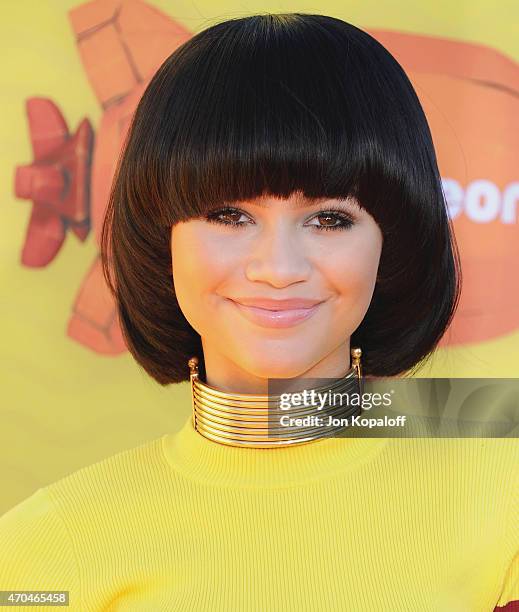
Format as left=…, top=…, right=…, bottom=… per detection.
left=317, top=213, right=338, bottom=227
left=205, top=207, right=249, bottom=228
left=217, top=210, right=242, bottom=223
left=307, top=210, right=355, bottom=231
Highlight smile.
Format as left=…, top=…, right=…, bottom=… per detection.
left=227, top=299, right=323, bottom=329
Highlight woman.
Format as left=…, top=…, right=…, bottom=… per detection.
left=1, top=13, right=517, bottom=611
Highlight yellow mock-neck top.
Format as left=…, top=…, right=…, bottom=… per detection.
left=0, top=413, right=518, bottom=611
left=167, top=413, right=389, bottom=488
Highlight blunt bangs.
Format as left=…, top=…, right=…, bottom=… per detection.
left=101, top=13, right=461, bottom=384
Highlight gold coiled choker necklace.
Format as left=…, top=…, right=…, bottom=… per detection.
left=188, top=348, right=364, bottom=448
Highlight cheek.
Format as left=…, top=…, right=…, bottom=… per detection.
left=335, top=264, right=376, bottom=303
left=327, top=235, right=381, bottom=316
left=171, top=226, right=234, bottom=329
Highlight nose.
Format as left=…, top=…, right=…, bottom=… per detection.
left=244, top=221, right=312, bottom=287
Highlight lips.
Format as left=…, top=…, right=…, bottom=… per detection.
left=226, top=297, right=325, bottom=329
left=229, top=297, right=324, bottom=311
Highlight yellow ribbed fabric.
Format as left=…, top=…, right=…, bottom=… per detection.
left=0, top=413, right=518, bottom=611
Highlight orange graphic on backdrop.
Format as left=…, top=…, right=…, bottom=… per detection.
left=12, top=1, right=519, bottom=353
left=368, top=30, right=519, bottom=347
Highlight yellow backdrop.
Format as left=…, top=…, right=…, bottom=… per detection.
left=1, top=0, right=518, bottom=514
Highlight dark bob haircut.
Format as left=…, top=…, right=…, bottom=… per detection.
left=101, top=13, right=461, bottom=385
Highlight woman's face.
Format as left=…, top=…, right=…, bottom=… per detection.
left=171, top=192, right=383, bottom=388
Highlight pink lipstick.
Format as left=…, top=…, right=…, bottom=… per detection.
left=227, top=297, right=324, bottom=329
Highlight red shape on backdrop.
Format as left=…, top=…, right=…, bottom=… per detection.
left=14, top=98, right=93, bottom=267
left=494, top=601, right=519, bottom=611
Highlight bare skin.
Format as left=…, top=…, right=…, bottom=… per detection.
left=171, top=191, right=383, bottom=394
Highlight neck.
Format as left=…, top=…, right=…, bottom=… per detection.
left=200, top=340, right=352, bottom=394
left=187, top=346, right=363, bottom=449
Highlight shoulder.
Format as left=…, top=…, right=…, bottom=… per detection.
left=0, top=486, right=60, bottom=533
left=0, top=436, right=173, bottom=603
left=0, top=435, right=171, bottom=542
left=0, top=487, right=81, bottom=598
left=387, top=437, right=519, bottom=474
left=43, top=435, right=171, bottom=512
left=384, top=437, right=519, bottom=515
